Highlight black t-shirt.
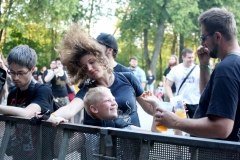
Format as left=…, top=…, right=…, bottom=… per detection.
left=32, top=71, right=39, bottom=81
left=6, top=81, right=54, bottom=158
left=194, top=53, right=240, bottom=142
left=147, top=75, right=155, bottom=85
left=50, top=72, right=68, bottom=97
left=164, top=67, right=176, bottom=93
left=7, top=81, right=53, bottom=112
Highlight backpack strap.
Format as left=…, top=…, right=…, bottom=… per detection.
left=119, top=72, right=136, bottom=96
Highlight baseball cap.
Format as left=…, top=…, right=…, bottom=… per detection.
left=96, top=33, right=118, bottom=52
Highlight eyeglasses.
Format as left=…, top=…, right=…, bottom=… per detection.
left=200, top=32, right=215, bottom=42
left=7, top=69, right=30, bottom=77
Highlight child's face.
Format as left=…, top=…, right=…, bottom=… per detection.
left=95, top=91, right=118, bottom=120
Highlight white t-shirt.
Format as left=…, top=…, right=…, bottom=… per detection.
left=166, top=63, right=200, bottom=104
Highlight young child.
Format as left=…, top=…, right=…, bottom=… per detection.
left=155, top=81, right=164, bottom=100
left=83, top=86, right=160, bottom=132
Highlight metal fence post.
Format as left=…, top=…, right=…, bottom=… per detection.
left=0, top=121, right=12, bottom=160
left=58, top=129, right=72, bottom=160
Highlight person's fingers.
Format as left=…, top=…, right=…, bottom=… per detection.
left=62, top=119, right=68, bottom=123
left=156, top=107, right=165, bottom=112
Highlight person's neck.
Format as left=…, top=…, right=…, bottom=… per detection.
left=19, top=80, right=32, bottom=91
left=108, top=59, right=118, bottom=68
left=219, top=40, right=240, bottom=60
left=182, top=62, right=193, bottom=68
left=96, top=72, right=115, bottom=87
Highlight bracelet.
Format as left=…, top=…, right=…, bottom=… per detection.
left=199, top=64, right=209, bottom=69
left=51, top=113, right=57, bottom=117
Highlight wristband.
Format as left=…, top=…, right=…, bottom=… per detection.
left=51, top=113, right=57, bottom=117
left=199, top=64, right=209, bottom=68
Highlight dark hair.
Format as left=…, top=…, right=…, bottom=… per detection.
left=7, top=45, right=37, bottom=70
left=181, top=48, right=193, bottom=57
left=198, top=7, right=237, bottom=41
left=129, top=56, right=138, bottom=61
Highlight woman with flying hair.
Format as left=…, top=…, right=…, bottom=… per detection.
left=45, top=23, right=155, bottom=128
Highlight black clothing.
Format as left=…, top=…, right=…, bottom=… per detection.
left=164, top=67, right=176, bottom=93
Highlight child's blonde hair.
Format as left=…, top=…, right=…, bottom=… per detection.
left=83, top=86, right=111, bottom=118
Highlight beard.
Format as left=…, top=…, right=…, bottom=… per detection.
left=209, top=42, right=218, bottom=59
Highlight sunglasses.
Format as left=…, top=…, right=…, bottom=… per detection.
left=200, top=32, right=215, bottom=42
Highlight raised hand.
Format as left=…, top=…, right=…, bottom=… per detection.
left=197, top=45, right=210, bottom=65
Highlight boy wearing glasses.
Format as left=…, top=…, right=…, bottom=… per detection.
left=0, top=45, right=54, bottom=159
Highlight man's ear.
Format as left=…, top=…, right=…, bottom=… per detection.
left=90, top=105, right=98, bottom=114
left=30, top=66, right=35, bottom=73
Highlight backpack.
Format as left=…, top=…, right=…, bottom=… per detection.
left=33, top=83, right=62, bottom=111
left=11, top=82, right=62, bottom=112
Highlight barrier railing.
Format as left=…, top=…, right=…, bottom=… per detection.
left=0, top=114, right=240, bottom=160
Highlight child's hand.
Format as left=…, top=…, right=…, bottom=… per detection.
left=141, top=91, right=160, bottom=107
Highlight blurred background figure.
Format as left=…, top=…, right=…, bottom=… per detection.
left=38, top=66, right=47, bottom=83
left=146, top=70, right=155, bottom=93
left=129, top=56, right=146, bottom=89
left=163, top=54, right=178, bottom=102
left=32, top=66, right=39, bottom=81
left=44, top=58, right=69, bottom=106
left=155, top=81, right=164, bottom=101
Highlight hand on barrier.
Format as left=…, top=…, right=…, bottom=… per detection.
left=29, top=110, right=51, bottom=125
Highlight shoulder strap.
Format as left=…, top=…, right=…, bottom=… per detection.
left=28, top=82, right=42, bottom=103
left=177, top=65, right=197, bottom=95
left=119, top=72, right=136, bottom=95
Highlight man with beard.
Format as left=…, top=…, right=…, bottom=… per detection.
left=129, top=56, right=146, bottom=89
left=155, top=7, right=240, bottom=142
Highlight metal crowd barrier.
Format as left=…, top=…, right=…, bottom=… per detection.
left=0, top=114, right=240, bottom=160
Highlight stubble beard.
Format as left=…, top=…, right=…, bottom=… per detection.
left=209, top=44, right=218, bottom=59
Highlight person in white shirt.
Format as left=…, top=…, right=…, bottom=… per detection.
left=165, top=48, right=200, bottom=135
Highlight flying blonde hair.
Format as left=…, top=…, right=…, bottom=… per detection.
left=56, top=23, right=112, bottom=85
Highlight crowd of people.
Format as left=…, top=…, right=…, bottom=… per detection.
left=0, top=7, right=240, bottom=159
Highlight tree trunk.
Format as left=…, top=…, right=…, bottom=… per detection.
left=179, top=33, right=184, bottom=63
left=171, top=33, right=177, bottom=55
left=150, top=19, right=165, bottom=79
left=143, top=29, right=150, bottom=69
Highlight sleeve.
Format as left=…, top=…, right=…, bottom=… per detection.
left=123, top=72, right=144, bottom=97
left=75, top=87, right=88, bottom=100
left=31, top=85, right=54, bottom=112
left=207, top=76, right=239, bottom=120
left=163, top=68, right=168, bottom=76
left=166, top=67, right=175, bottom=82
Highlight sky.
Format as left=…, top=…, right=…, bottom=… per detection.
left=91, top=16, right=118, bottom=38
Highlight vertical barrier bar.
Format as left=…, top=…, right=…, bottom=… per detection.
left=0, top=121, right=12, bottom=160
left=190, top=146, right=198, bottom=160
left=139, top=139, right=150, bottom=160
left=58, top=129, right=72, bottom=160
left=36, top=125, right=42, bottom=160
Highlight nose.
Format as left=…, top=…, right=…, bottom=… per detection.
left=86, top=64, right=93, bottom=72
